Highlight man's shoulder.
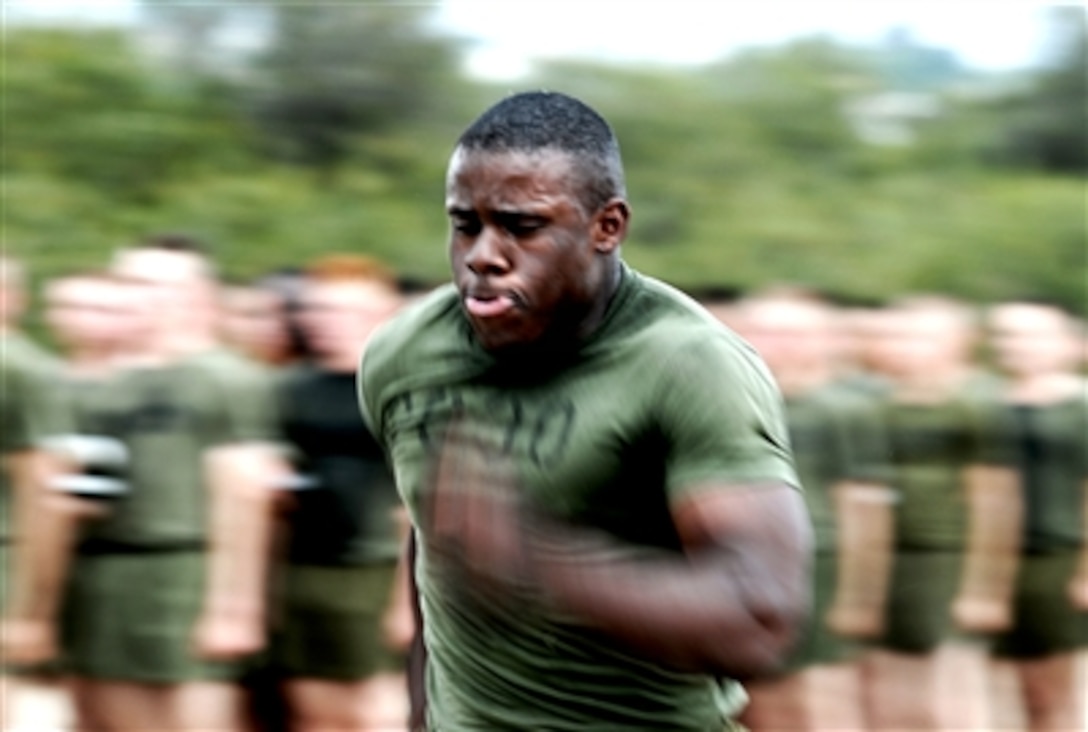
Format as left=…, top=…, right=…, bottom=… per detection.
left=185, top=346, right=264, bottom=379
left=367, top=284, right=461, bottom=353
left=359, top=285, right=482, bottom=414
left=620, top=271, right=751, bottom=354
left=1, top=330, right=61, bottom=376
left=654, top=279, right=767, bottom=376
left=363, top=285, right=465, bottom=375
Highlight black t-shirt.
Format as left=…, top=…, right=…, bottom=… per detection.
left=279, top=366, right=400, bottom=565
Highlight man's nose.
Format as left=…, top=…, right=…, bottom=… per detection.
left=465, top=228, right=511, bottom=276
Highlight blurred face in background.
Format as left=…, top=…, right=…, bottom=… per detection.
left=45, top=276, right=130, bottom=357
left=742, top=298, right=834, bottom=382
left=220, top=285, right=291, bottom=364
left=298, top=279, right=401, bottom=365
left=989, top=302, right=1080, bottom=379
left=882, top=304, right=974, bottom=382
left=111, top=247, right=216, bottom=340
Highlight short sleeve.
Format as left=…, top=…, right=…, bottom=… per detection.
left=656, top=336, right=800, bottom=502
left=1, top=363, right=72, bottom=452
left=194, top=358, right=281, bottom=446
left=356, top=353, right=379, bottom=439
left=967, top=397, right=1019, bottom=467
left=839, top=393, right=894, bottom=486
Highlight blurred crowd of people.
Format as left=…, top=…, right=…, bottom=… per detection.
left=1, top=236, right=1085, bottom=732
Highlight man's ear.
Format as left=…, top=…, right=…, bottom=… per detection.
left=592, top=198, right=630, bottom=254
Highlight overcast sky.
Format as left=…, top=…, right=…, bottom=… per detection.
left=5, top=0, right=1063, bottom=80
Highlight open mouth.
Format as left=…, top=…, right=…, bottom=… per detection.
left=464, top=293, right=516, bottom=319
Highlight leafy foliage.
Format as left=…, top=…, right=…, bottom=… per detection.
left=4, top=8, right=1084, bottom=318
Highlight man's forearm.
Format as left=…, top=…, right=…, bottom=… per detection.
left=959, top=465, right=1021, bottom=600
left=202, top=445, right=278, bottom=621
left=6, top=451, right=82, bottom=621
left=535, top=530, right=806, bottom=679
left=833, top=481, right=895, bottom=613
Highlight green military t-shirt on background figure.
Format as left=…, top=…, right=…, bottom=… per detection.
left=879, top=383, right=1015, bottom=653
left=359, top=265, right=800, bottom=732
left=781, top=383, right=889, bottom=669
left=996, top=393, right=1088, bottom=657
left=272, top=365, right=404, bottom=680
left=0, top=333, right=62, bottom=540
left=0, top=332, right=66, bottom=614
left=61, top=351, right=276, bottom=682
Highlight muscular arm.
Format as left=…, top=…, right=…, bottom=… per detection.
left=534, top=483, right=812, bottom=679
left=2, top=449, right=89, bottom=664
left=197, top=444, right=281, bottom=656
left=827, top=480, right=895, bottom=636
left=954, top=464, right=1022, bottom=629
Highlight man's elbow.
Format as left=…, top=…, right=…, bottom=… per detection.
left=704, top=593, right=809, bottom=680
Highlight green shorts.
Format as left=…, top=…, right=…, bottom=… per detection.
left=881, top=550, right=964, bottom=654
left=270, top=562, right=402, bottom=681
left=781, top=552, right=860, bottom=672
left=995, top=551, right=1088, bottom=658
left=60, top=551, right=242, bottom=682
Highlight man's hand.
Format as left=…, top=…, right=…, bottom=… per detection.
left=825, top=600, right=883, bottom=640
left=423, top=418, right=533, bottom=598
left=191, top=611, right=264, bottom=661
left=0, top=616, right=58, bottom=666
left=382, top=597, right=416, bottom=653
left=951, top=593, right=1011, bottom=634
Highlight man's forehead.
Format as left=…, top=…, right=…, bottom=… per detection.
left=447, top=146, right=575, bottom=178
left=112, top=249, right=205, bottom=284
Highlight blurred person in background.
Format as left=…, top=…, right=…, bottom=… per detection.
left=271, top=253, right=410, bottom=732
left=835, top=304, right=899, bottom=398
left=2, top=270, right=144, bottom=730
left=734, top=287, right=894, bottom=732
left=0, top=255, right=75, bottom=732
left=866, top=295, right=1020, bottom=732
left=34, top=235, right=283, bottom=732
left=44, top=271, right=133, bottom=380
left=221, top=281, right=300, bottom=369
left=359, top=91, right=811, bottom=731
left=258, top=268, right=314, bottom=364
left=987, top=299, right=1087, bottom=732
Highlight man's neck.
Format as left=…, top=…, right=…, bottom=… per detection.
left=576, top=258, right=623, bottom=342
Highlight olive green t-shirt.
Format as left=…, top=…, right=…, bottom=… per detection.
left=76, top=352, right=276, bottom=548
left=0, top=332, right=65, bottom=542
left=1008, top=393, right=1087, bottom=552
left=882, top=383, right=1015, bottom=551
left=359, top=266, right=799, bottom=731
left=785, top=383, right=889, bottom=553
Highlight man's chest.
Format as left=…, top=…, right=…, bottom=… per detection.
left=382, top=375, right=661, bottom=527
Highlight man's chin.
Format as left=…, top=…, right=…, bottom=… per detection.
left=472, top=327, right=531, bottom=353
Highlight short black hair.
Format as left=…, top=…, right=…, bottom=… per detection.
left=137, top=232, right=208, bottom=256
left=456, top=91, right=626, bottom=212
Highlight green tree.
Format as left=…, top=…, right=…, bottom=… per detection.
left=241, top=2, right=465, bottom=178
left=3, top=28, right=246, bottom=203
left=990, top=5, right=1087, bottom=173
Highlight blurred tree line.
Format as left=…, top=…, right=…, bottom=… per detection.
left=4, top=2, right=1085, bottom=315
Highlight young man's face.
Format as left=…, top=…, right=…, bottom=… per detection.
left=46, top=278, right=127, bottom=352
left=445, top=148, right=617, bottom=352
left=989, top=303, right=1079, bottom=378
left=299, top=280, right=399, bottom=359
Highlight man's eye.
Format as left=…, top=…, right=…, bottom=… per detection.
left=503, top=218, right=545, bottom=237
left=451, top=218, right=481, bottom=235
